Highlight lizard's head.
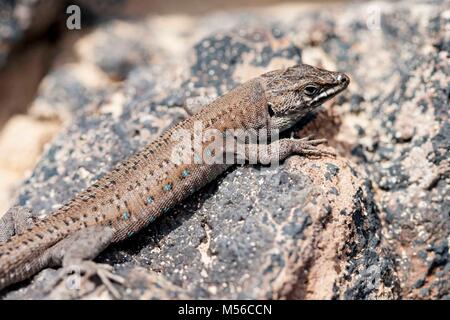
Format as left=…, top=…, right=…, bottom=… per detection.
left=260, top=64, right=350, bottom=131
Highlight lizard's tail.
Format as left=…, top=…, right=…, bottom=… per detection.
left=0, top=216, right=69, bottom=291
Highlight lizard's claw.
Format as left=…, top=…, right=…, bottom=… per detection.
left=294, top=137, right=336, bottom=157
left=54, top=261, right=125, bottom=299
left=297, top=134, right=314, bottom=141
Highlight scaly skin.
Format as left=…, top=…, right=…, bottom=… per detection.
left=0, top=64, right=349, bottom=293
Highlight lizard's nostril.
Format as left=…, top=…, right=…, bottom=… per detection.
left=337, top=73, right=350, bottom=85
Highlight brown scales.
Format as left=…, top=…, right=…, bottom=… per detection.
left=0, top=64, right=349, bottom=293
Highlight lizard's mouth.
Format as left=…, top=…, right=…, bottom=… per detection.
left=309, top=73, right=350, bottom=107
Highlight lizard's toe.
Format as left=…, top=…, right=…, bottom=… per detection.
left=70, top=261, right=124, bottom=299
left=49, top=261, right=124, bottom=299
left=293, top=140, right=336, bottom=157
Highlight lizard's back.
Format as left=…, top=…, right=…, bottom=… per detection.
left=0, top=78, right=269, bottom=289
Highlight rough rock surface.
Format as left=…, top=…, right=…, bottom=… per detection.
left=0, top=0, right=448, bottom=299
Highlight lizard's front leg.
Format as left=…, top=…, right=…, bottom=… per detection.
left=231, top=136, right=335, bottom=164
left=43, top=225, right=124, bottom=298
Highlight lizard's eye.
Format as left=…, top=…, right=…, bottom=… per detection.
left=304, top=85, right=318, bottom=96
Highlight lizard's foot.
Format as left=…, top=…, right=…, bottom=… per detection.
left=292, top=136, right=336, bottom=157
left=55, top=261, right=125, bottom=299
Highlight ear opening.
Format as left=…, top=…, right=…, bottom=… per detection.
left=268, top=103, right=275, bottom=117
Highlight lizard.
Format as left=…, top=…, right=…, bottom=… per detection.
left=0, top=64, right=349, bottom=297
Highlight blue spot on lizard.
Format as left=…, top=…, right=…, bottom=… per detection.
left=163, top=183, right=172, bottom=191
left=162, top=207, right=170, bottom=214
left=181, top=169, right=190, bottom=178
